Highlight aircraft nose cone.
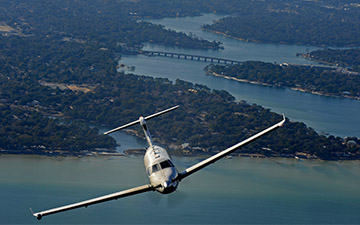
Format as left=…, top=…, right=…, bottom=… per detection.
left=163, top=180, right=171, bottom=188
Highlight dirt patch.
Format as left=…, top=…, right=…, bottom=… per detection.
left=0, top=24, right=15, bottom=32
left=40, top=81, right=95, bottom=93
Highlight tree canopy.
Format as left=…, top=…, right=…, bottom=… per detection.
left=305, top=48, right=360, bottom=72
left=206, top=62, right=360, bottom=99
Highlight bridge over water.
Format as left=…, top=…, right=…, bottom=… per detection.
left=138, top=50, right=242, bottom=65
left=132, top=50, right=356, bottom=75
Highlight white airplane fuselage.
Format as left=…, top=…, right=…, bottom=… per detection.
left=144, top=145, right=179, bottom=194
left=139, top=115, right=179, bottom=194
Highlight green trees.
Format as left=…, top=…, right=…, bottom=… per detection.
left=306, top=48, right=360, bottom=72
left=202, top=2, right=360, bottom=47
left=0, top=0, right=220, bottom=50
left=207, top=62, right=360, bottom=99
left=0, top=106, right=116, bottom=153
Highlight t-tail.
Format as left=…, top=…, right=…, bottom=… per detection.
left=104, top=105, right=179, bottom=148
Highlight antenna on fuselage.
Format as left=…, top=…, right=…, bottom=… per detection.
left=104, top=106, right=180, bottom=147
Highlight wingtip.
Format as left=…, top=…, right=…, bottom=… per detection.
left=30, top=208, right=43, bottom=220
left=280, top=113, right=286, bottom=127
left=36, top=214, right=43, bottom=220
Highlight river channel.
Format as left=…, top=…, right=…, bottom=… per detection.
left=119, top=14, right=360, bottom=138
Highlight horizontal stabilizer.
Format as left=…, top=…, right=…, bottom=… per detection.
left=104, top=105, right=179, bottom=135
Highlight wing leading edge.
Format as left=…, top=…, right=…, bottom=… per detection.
left=32, top=184, right=154, bottom=220
left=178, top=115, right=285, bottom=181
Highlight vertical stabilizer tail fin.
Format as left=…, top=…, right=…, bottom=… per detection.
left=139, top=116, right=153, bottom=148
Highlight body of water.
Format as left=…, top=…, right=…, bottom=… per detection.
left=118, top=14, right=360, bottom=137
left=1, top=152, right=360, bottom=224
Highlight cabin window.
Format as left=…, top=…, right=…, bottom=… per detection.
left=152, top=164, right=160, bottom=173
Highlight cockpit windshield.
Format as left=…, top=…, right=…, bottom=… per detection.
left=160, top=160, right=174, bottom=169
left=148, top=160, right=174, bottom=175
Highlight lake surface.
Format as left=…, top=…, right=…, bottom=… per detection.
left=119, top=14, right=360, bottom=137
left=1, top=153, right=360, bottom=224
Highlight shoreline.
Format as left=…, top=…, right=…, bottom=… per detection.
left=203, top=28, right=358, bottom=48
left=1, top=128, right=358, bottom=161
left=300, top=53, right=360, bottom=74
left=202, top=28, right=253, bottom=42
left=203, top=28, right=298, bottom=46
left=0, top=148, right=123, bottom=157
left=300, top=53, right=339, bottom=66
left=209, top=72, right=360, bottom=100
left=2, top=150, right=358, bottom=161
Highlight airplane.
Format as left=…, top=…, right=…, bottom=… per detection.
left=31, top=105, right=285, bottom=220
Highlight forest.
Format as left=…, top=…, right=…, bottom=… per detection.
left=0, top=105, right=117, bottom=155
left=0, top=0, right=221, bottom=50
left=2, top=0, right=359, bottom=49
left=304, top=48, right=360, bottom=72
left=202, top=2, right=360, bottom=47
left=206, top=62, right=360, bottom=99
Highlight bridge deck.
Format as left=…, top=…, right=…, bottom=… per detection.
left=138, top=50, right=242, bottom=65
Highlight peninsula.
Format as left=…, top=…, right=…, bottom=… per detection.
left=301, top=48, right=360, bottom=72
left=206, top=62, right=360, bottom=100
left=201, top=3, right=360, bottom=47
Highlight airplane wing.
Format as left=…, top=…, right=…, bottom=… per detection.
left=177, top=115, right=285, bottom=181
left=31, top=184, right=154, bottom=220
